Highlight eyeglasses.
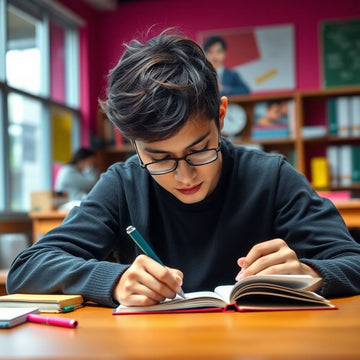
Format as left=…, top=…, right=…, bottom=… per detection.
left=135, top=141, right=221, bottom=175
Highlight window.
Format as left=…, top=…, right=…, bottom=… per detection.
left=0, top=0, right=81, bottom=212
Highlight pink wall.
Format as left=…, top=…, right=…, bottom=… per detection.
left=50, top=22, right=65, bottom=103
left=60, top=0, right=360, bottom=137
left=58, top=0, right=100, bottom=144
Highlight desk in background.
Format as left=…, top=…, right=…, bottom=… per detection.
left=0, top=296, right=359, bottom=359
left=29, top=211, right=68, bottom=243
left=335, top=200, right=360, bottom=228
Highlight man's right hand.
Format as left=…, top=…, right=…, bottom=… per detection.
left=113, top=254, right=183, bottom=306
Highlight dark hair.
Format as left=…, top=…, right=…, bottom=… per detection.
left=70, top=148, right=95, bottom=165
left=100, top=30, right=220, bottom=142
left=203, top=36, right=227, bottom=52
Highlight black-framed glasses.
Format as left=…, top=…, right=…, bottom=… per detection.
left=135, top=141, right=221, bottom=175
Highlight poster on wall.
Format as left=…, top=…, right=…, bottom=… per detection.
left=320, top=19, right=360, bottom=88
left=198, top=24, right=296, bottom=94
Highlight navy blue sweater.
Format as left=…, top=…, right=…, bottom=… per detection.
left=7, top=139, right=360, bottom=306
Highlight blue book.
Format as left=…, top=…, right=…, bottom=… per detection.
left=251, top=127, right=290, bottom=139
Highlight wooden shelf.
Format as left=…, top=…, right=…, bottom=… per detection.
left=97, top=86, right=360, bottom=194
left=303, top=136, right=360, bottom=144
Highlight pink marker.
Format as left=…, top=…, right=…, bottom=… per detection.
left=27, top=314, right=78, bottom=328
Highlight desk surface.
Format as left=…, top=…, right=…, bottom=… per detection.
left=1, top=295, right=359, bottom=359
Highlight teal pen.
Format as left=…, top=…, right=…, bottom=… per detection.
left=126, top=225, right=186, bottom=299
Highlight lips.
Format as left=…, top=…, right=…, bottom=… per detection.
left=177, top=183, right=202, bottom=195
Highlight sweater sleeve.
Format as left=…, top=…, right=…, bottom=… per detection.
left=6, top=164, right=140, bottom=307
left=274, top=159, right=360, bottom=298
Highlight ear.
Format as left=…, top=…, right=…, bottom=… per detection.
left=219, top=96, right=228, bottom=130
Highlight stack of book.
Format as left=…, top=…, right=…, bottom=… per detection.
left=0, top=294, right=83, bottom=313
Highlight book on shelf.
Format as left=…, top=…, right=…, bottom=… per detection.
left=327, top=97, right=338, bottom=135
left=311, top=157, right=329, bottom=188
left=352, top=146, right=360, bottom=183
left=113, top=274, right=335, bottom=315
left=251, top=100, right=293, bottom=139
left=351, top=96, right=360, bottom=136
left=0, top=294, right=84, bottom=313
left=326, top=145, right=340, bottom=187
left=340, top=145, right=353, bottom=187
left=327, top=95, right=360, bottom=136
left=326, top=145, right=360, bottom=187
left=0, top=307, right=39, bottom=328
left=336, top=96, right=351, bottom=137
left=302, top=126, right=327, bottom=139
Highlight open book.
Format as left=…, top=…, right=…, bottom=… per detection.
left=113, top=275, right=336, bottom=314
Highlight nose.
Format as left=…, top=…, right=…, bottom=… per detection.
left=174, top=159, right=196, bottom=183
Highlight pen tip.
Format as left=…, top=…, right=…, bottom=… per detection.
left=178, top=289, right=186, bottom=299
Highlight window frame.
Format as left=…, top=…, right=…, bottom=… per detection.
left=0, top=0, right=82, bottom=213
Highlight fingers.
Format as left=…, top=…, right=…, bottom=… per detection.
left=114, top=255, right=184, bottom=306
left=235, top=239, right=302, bottom=281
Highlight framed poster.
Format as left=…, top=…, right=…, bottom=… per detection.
left=321, top=19, right=360, bottom=88
left=198, top=24, right=296, bottom=93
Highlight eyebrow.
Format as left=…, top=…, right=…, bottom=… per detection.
left=142, top=131, right=211, bottom=155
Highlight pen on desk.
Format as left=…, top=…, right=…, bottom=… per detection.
left=126, top=225, right=186, bottom=299
left=27, top=314, right=78, bottom=328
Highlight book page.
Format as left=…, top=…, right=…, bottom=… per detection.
left=115, top=291, right=227, bottom=313
left=212, top=286, right=234, bottom=303
left=214, top=275, right=322, bottom=304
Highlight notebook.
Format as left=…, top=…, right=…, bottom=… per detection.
left=0, top=307, right=39, bottom=328
left=0, top=294, right=84, bottom=313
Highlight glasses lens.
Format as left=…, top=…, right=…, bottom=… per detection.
left=146, top=160, right=176, bottom=175
left=144, top=147, right=219, bottom=175
left=187, top=149, right=218, bottom=165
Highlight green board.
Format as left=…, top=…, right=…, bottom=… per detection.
left=321, top=19, right=360, bottom=88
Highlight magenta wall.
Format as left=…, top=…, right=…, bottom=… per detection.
left=60, top=0, right=360, bottom=138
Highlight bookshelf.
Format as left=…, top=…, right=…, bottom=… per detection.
left=97, top=87, right=360, bottom=193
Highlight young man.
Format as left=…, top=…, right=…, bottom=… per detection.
left=7, top=32, right=360, bottom=307
left=203, top=35, right=250, bottom=96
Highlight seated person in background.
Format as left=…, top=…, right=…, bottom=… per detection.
left=6, top=30, right=360, bottom=308
left=55, top=148, right=99, bottom=202
left=203, top=35, right=250, bottom=96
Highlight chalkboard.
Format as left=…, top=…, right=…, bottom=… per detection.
left=321, top=19, right=360, bottom=88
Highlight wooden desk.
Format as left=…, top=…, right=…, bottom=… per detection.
left=0, top=296, right=359, bottom=359
left=335, top=200, right=360, bottom=228
left=29, top=211, right=68, bottom=243
left=0, top=269, right=7, bottom=296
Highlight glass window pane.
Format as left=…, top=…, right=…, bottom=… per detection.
left=50, top=20, right=65, bottom=103
left=6, top=6, right=42, bottom=95
left=8, top=93, right=47, bottom=211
